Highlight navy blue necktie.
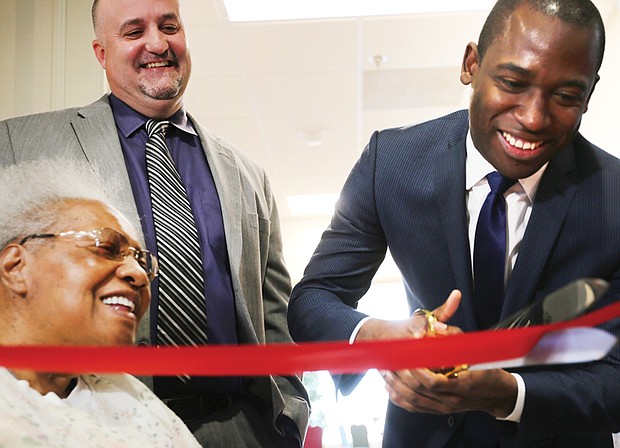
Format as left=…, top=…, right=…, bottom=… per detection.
left=473, top=172, right=517, bottom=329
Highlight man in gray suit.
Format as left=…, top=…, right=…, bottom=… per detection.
left=0, top=0, right=309, bottom=446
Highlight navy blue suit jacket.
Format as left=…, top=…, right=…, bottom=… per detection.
left=288, top=110, right=620, bottom=447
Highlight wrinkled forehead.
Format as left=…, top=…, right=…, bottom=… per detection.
left=51, top=199, right=142, bottom=249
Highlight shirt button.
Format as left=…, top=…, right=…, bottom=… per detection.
left=448, top=416, right=455, bottom=427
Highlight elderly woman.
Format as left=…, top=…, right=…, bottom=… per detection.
left=0, top=159, right=199, bottom=447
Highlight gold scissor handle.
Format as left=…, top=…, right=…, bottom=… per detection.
left=413, top=308, right=438, bottom=336
left=413, top=308, right=468, bottom=377
left=436, top=364, right=469, bottom=378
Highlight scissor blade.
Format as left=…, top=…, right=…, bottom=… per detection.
left=493, top=278, right=608, bottom=330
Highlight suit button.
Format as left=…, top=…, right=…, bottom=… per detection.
left=138, top=340, right=149, bottom=347
left=448, top=416, right=455, bottom=427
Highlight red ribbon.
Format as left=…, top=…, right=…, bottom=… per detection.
left=2, top=302, right=619, bottom=376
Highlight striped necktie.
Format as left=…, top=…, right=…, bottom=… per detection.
left=145, top=119, right=208, bottom=348
left=473, top=171, right=517, bottom=329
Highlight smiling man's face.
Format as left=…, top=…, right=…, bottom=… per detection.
left=92, top=0, right=191, bottom=119
left=461, top=4, right=600, bottom=179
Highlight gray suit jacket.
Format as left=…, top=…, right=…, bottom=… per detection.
left=0, top=95, right=309, bottom=442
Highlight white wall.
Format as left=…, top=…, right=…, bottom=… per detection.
left=581, top=8, right=620, bottom=158
left=2, top=1, right=618, bottom=155
left=0, top=0, right=104, bottom=120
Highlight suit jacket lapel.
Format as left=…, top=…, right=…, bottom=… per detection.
left=72, top=96, right=141, bottom=230
left=190, top=119, right=258, bottom=342
left=435, top=117, right=479, bottom=329
left=502, top=144, right=577, bottom=317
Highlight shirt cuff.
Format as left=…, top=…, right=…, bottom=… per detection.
left=349, top=316, right=372, bottom=344
left=497, top=373, right=525, bottom=422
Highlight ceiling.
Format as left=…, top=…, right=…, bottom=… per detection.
left=177, top=0, right=619, bottom=282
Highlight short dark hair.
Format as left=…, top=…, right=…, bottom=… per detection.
left=92, top=0, right=100, bottom=35
left=478, top=0, right=606, bottom=71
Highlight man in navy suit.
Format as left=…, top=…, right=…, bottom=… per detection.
left=288, top=0, right=620, bottom=446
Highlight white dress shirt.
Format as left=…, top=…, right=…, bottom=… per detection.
left=466, top=131, right=547, bottom=422
left=466, top=132, right=545, bottom=282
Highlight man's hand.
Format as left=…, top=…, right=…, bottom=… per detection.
left=355, top=289, right=517, bottom=418
left=355, top=289, right=462, bottom=341
left=382, top=367, right=518, bottom=418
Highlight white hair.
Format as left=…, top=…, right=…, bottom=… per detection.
left=0, top=158, right=124, bottom=248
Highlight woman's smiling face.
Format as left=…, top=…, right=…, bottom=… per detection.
left=18, top=199, right=151, bottom=347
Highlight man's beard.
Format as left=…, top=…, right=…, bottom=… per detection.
left=138, top=75, right=184, bottom=100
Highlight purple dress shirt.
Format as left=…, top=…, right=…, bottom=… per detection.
left=109, top=95, right=241, bottom=394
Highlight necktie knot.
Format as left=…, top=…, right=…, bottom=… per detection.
left=146, top=119, right=169, bottom=138
left=487, top=171, right=517, bottom=196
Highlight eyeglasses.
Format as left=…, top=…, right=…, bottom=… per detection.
left=19, top=227, right=159, bottom=281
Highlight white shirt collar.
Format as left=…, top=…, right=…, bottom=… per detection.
left=465, top=130, right=547, bottom=202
